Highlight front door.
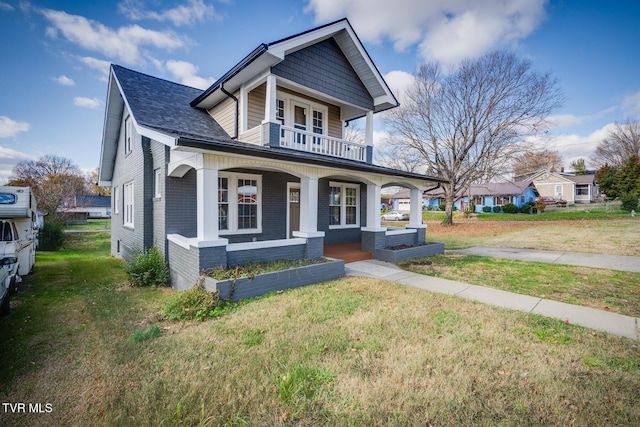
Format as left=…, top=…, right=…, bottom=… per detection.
left=288, top=185, right=300, bottom=238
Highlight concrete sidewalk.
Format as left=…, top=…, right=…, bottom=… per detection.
left=345, top=259, right=639, bottom=341
left=451, top=246, right=640, bottom=273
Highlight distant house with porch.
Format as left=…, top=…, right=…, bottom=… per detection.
left=423, top=181, right=539, bottom=212
left=99, top=19, right=447, bottom=289
left=514, top=170, right=598, bottom=204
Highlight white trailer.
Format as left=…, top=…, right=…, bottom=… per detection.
left=0, top=186, right=38, bottom=293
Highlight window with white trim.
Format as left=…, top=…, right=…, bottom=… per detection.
left=217, top=172, right=262, bottom=234
left=472, top=196, right=485, bottom=205
left=124, top=116, right=132, bottom=155
left=494, top=196, right=510, bottom=206
left=329, top=182, right=360, bottom=228
left=113, top=186, right=120, bottom=214
left=555, top=185, right=563, bottom=196
left=124, top=181, right=134, bottom=228
left=276, top=94, right=328, bottom=139
left=153, top=168, right=162, bottom=198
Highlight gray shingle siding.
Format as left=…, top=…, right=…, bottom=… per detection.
left=272, top=37, right=373, bottom=111
left=165, top=169, right=197, bottom=238
left=111, top=108, right=147, bottom=260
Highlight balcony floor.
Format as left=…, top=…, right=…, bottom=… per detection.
left=323, top=241, right=372, bottom=263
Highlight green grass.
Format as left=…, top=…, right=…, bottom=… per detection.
left=1, top=232, right=639, bottom=426
left=65, top=218, right=111, bottom=230
left=402, top=254, right=640, bottom=317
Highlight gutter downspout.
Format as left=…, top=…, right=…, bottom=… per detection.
left=220, top=82, right=239, bottom=140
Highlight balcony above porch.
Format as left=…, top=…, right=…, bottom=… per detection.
left=261, top=121, right=373, bottom=163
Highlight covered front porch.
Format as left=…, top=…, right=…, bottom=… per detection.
left=164, top=148, right=437, bottom=289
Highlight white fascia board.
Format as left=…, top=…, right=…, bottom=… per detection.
left=99, top=70, right=125, bottom=183
left=135, top=124, right=177, bottom=146
left=267, top=21, right=348, bottom=58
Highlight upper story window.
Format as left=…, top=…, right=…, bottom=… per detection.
left=113, top=186, right=120, bottom=214
left=153, top=169, right=162, bottom=198
left=217, top=172, right=262, bottom=234
left=276, top=94, right=328, bottom=139
left=124, top=116, right=132, bottom=155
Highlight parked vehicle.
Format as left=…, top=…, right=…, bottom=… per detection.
left=381, top=211, right=409, bottom=221
left=542, top=197, right=567, bottom=207
left=0, top=257, right=17, bottom=317
left=0, top=187, right=39, bottom=295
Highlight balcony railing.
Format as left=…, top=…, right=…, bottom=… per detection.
left=279, top=126, right=367, bottom=162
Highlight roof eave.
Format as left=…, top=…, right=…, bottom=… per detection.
left=176, top=136, right=447, bottom=183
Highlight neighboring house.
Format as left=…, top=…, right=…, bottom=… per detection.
left=98, top=19, right=447, bottom=289
left=64, top=195, right=112, bottom=219
left=423, top=181, right=539, bottom=212
left=515, top=170, right=598, bottom=204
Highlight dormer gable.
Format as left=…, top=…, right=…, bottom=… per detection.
left=190, top=18, right=398, bottom=118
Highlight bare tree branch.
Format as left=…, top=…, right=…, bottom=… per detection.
left=383, top=51, right=563, bottom=225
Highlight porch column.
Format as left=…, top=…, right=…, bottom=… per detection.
left=365, top=111, right=373, bottom=146
left=364, top=183, right=384, bottom=230
left=264, top=74, right=277, bottom=123
left=294, top=177, right=323, bottom=237
left=407, top=187, right=427, bottom=244
left=293, top=176, right=324, bottom=259
left=197, top=167, right=218, bottom=241
left=408, top=188, right=424, bottom=227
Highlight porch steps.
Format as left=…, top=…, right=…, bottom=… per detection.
left=323, top=242, right=372, bottom=263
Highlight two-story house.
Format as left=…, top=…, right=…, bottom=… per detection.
left=99, top=19, right=447, bottom=289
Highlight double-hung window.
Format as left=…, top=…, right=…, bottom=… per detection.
left=113, top=186, right=120, bottom=214
left=217, top=172, right=261, bottom=234
left=124, top=116, right=132, bottom=155
left=123, top=182, right=134, bottom=228
left=472, top=196, right=485, bottom=205
left=329, top=182, right=359, bottom=228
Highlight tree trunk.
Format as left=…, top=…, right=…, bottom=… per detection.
left=443, top=198, right=454, bottom=226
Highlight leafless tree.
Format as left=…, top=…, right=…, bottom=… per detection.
left=512, top=149, right=563, bottom=176
left=591, top=120, right=640, bottom=169
left=375, top=135, right=426, bottom=173
left=8, top=154, right=88, bottom=223
left=383, top=51, right=563, bottom=225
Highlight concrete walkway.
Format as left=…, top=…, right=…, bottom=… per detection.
left=451, top=246, right=640, bottom=273
left=345, top=258, right=639, bottom=341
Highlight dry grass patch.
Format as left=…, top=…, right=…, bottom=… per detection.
left=6, top=277, right=638, bottom=426
left=427, top=220, right=640, bottom=255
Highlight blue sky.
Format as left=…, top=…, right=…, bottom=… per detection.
left=1, top=0, right=639, bottom=181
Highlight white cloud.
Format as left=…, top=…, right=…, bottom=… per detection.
left=621, top=91, right=640, bottom=119
left=383, top=70, right=415, bottom=102
left=53, top=75, right=75, bottom=86
left=74, top=97, right=101, bottom=108
left=118, top=0, right=219, bottom=26
left=40, top=8, right=190, bottom=65
left=0, top=2, right=14, bottom=11
left=78, top=56, right=112, bottom=81
left=305, top=0, right=547, bottom=68
left=0, top=116, right=30, bottom=138
left=165, top=60, right=215, bottom=89
left=0, top=146, right=33, bottom=181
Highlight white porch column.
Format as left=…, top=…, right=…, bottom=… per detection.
left=294, top=176, right=324, bottom=238
left=264, top=74, right=277, bottom=123
left=365, top=110, right=374, bottom=146
left=363, top=183, right=385, bottom=231
left=197, top=167, right=219, bottom=241
left=408, top=187, right=425, bottom=228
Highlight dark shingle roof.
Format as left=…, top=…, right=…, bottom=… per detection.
left=113, top=65, right=232, bottom=142
left=112, top=65, right=446, bottom=183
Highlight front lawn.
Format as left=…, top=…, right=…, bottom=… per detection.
left=0, top=233, right=638, bottom=426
